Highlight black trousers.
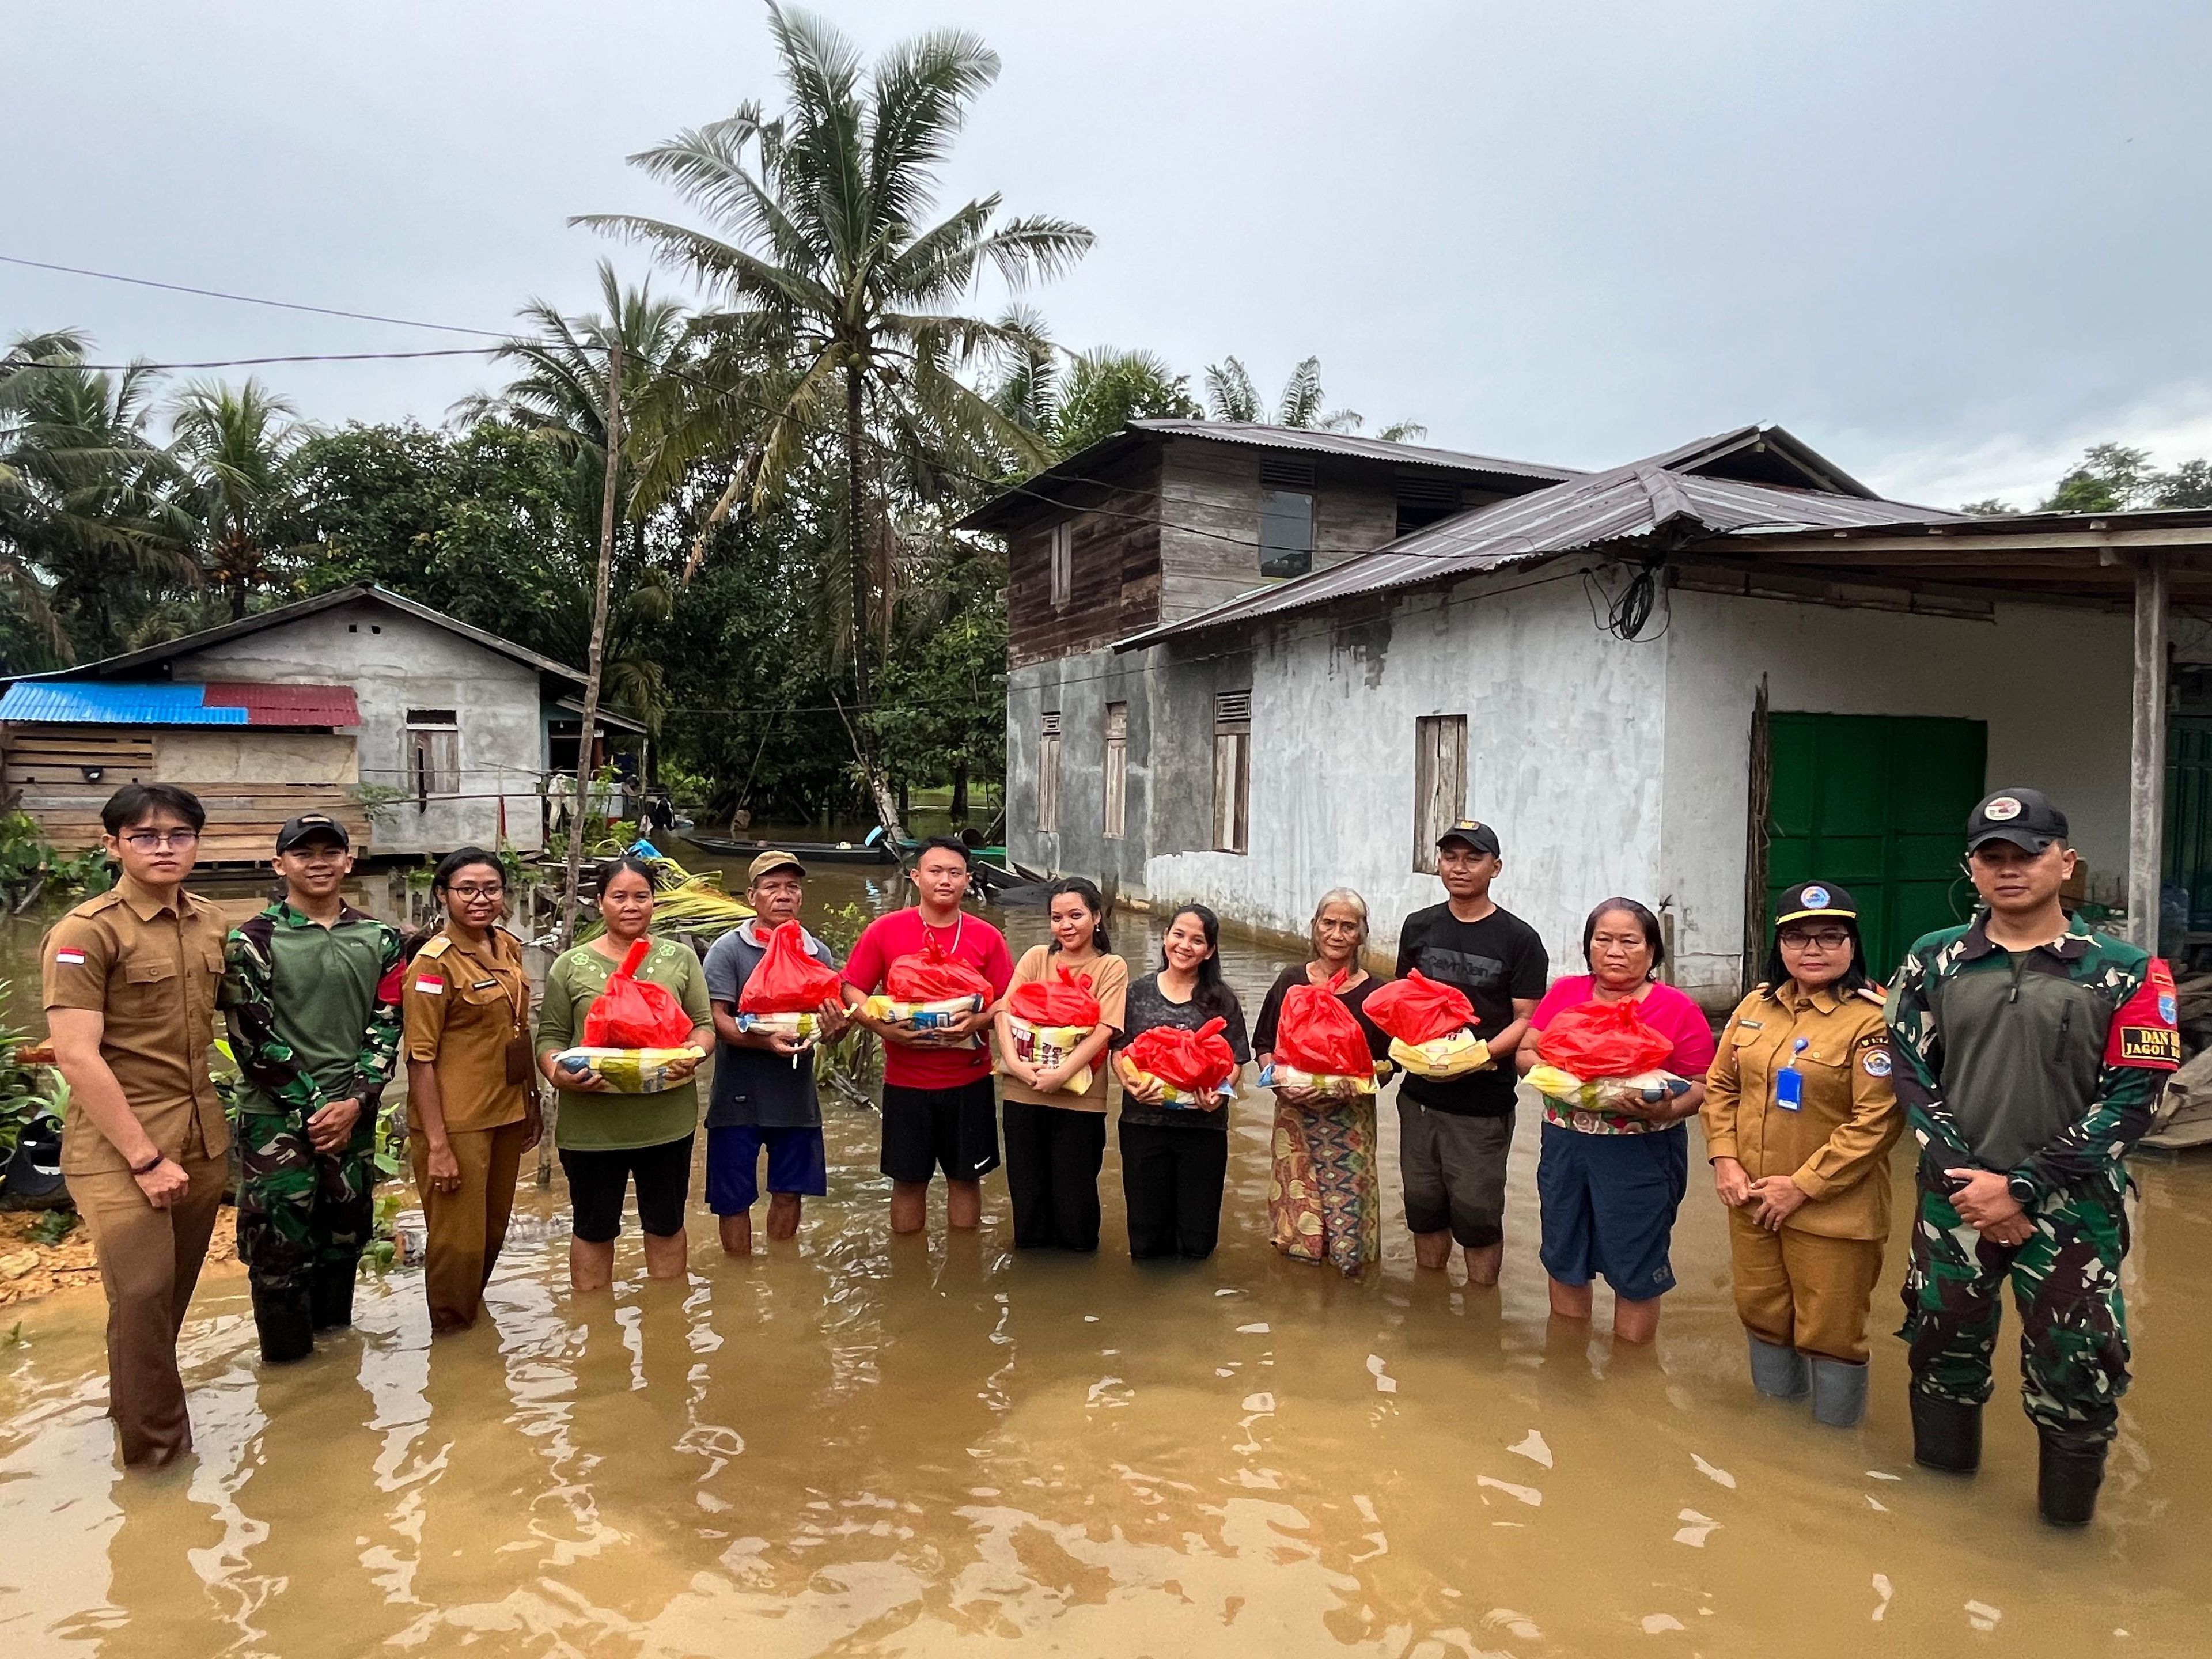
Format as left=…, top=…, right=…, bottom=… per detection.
left=1118, top=1120, right=1229, bottom=1260
left=1002, top=1098, right=1107, bottom=1251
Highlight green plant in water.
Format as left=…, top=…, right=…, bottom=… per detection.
left=27, top=1210, right=76, bottom=1247
left=0, top=979, right=64, bottom=1158
left=812, top=901, right=881, bottom=1097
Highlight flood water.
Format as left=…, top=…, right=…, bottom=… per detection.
left=3, top=851, right=2210, bottom=1656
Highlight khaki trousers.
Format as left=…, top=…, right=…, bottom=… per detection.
left=411, top=1120, right=528, bottom=1334
left=1726, top=1203, right=1887, bottom=1363
left=67, top=1153, right=228, bottom=1468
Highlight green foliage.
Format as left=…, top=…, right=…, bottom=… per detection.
left=1200, top=353, right=1416, bottom=438
left=2040, top=441, right=2212, bottom=512
left=1959, top=498, right=2017, bottom=517
left=811, top=900, right=881, bottom=1096
left=0, top=978, right=62, bottom=1158
left=0, top=811, right=110, bottom=909
left=26, top=1210, right=76, bottom=1247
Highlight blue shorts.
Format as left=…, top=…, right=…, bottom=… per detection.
left=706, top=1124, right=827, bottom=1213
left=1536, top=1120, right=1689, bottom=1302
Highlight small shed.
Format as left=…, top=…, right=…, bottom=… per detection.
left=0, top=585, right=643, bottom=862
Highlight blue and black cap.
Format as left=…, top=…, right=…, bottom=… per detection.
left=1774, top=881, right=1857, bottom=925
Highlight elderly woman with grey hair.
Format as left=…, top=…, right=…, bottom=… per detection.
left=1251, top=889, right=1393, bottom=1275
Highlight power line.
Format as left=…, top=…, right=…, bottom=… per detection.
left=0, top=253, right=506, bottom=338
left=7, top=347, right=501, bottom=370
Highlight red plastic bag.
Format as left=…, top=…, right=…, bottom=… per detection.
left=738, top=922, right=845, bottom=1014
left=582, top=938, right=697, bottom=1048
left=1535, top=998, right=1675, bottom=1078
left=885, top=936, right=994, bottom=1003
left=1122, top=1017, right=1238, bottom=1093
left=1007, top=965, right=1102, bottom=1027
left=1275, top=971, right=1376, bottom=1077
left=1363, top=971, right=1476, bottom=1046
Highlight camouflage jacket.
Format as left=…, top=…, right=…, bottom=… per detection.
left=1884, top=911, right=2177, bottom=1206
left=219, top=900, right=404, bottom=1120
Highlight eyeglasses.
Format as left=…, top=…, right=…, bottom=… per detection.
left=120, top=830, right=199, bottom=851
left=1779, top=929, right=1852, bottom=950
left=448, top=884, right=505, bottom=901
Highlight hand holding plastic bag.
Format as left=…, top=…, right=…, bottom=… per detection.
left=582, top=938, right=697, bottom=1049
left=886, top=936, right=994, bottom=1003
left=738, top=921, right=845, bottom=1014
left=1118, top=1017, right=1238, bottom=1105
left=1274, top=971, right=1378, bottom=1081
left=1533, top=997, right=1676, bottom=1080
left=1363, top=971, right=1476, bottom=1045
left=1007, top=966, right=1102, bottom=1027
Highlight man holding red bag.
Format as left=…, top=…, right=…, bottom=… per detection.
left=842, top=839, right=1014, bottom=1236
left=703, top=852, right=849, bottom=1255
left=1393, top=820, right=1550, bottom=1286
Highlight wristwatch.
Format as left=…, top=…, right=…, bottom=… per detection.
left=131, top=1150, right=166, bottom=1176
left=2006, top=1172, right=2038, bottom=1210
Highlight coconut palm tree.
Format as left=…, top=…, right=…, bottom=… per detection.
left=1203, top=354, right=1426, bottom=442
left=577, top=2, right=1093, bottom=702
left=165, top=379, right=312, bottom=618
left=987, top=310, right=1200, bottom=460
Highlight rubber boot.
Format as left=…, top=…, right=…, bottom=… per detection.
left=251, top=1283, right=316, bottom=1363
left=1909, top=1390, right=1982, bottom=1473
left=1747, top=1333, right=1809, bottom=1400
left=310, top=1259, right=359, bottom=1331
left=1809, top=1358, right=1869, bottom=1427
left=2037, top=1433, right=2107, bottom=1527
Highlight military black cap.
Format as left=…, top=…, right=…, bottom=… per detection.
left=274, top=812, right=350, bottom=854
left=1436, top=818, right=1502, bottom=857
left=1965, top=787, right=2067, bottom=854
left=1774, top=880, right=1858, bottom=925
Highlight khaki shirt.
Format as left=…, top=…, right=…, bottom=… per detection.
left=42, top=873, right=232, bottom=1175
left=402, top=927, right=531, bottom=1134
left=1702, top=980, right=1902, bottom=1242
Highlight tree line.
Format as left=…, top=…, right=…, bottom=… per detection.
left=1, top=5, right=1400, bottom=832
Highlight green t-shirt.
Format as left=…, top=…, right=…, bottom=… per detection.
left=537, top=939, right=711, bottom=1151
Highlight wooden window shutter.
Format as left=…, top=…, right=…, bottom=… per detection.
left=1037, top=710, right=1062, bottom=834
left=1412, top=714, right=1467, bottom=872
left=1213, top=690, right=1252, bottom=854
left=1103, top=702, right=1128, bottom=840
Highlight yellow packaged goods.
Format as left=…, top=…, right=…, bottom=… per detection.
left=552, top=1046, right=706, bottom=1094
left=862, top=993, right=984, bottom=1031
left=1113, top=1059, right=1238, bottom=1108
left=1001, top=1014, right=1097, bottom=1095
left=1525, top=1063, right=1690, bottom=1113
left=736, top=1010, right=825, bottom=1045
left=1387, top=1029, right=1493, bottom=1080
left=1259, top=1060, right=1377, bottom=1098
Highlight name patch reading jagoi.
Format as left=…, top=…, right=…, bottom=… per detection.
left=2106, top=959, right=2181, bottom=1071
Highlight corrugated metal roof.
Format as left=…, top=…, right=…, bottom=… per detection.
left=0, top=682, right=247, bottom=724
left=1124, top=420, right=1588, bottom=482
left=1113, top=446, right=1965, bottom=651
left=200, top=683, right=361, bottom=725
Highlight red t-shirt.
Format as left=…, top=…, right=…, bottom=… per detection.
left=1529, top=976, right=1718, bottom=1135
left=842, top=907, right=1016, bottom=1090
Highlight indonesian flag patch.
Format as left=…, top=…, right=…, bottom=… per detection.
left=413, top=975, right=445, bottom=996
left=54, top=949, right=86, bottom=965
left=2106, top=958, right=2181, bottom=1070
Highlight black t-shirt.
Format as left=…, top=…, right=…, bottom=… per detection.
left=1251, top=965, right=1391, bottom=1065
left=1393, top=902, right=1550, bottom=1116
left=1111, top=972, right=1251, bottom=1132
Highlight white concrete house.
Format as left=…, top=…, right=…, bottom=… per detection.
left=971, top=423, right=2199, bottom=1007
left=0, top=585, right=642, bottom=861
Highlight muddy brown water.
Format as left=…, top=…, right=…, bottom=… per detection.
left=2, top=854, right=2210, bottom=1656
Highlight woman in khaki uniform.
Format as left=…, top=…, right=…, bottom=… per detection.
left=402, top=847, right=540, bottom=1334
left=1703, top=881, right=1902, bottom=1427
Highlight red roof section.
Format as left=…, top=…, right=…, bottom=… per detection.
left=199, top=682, right=361, bottom=727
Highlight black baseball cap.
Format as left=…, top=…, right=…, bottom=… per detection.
left=1436, top=819, right=1502, bottom=857
left=1965, top=787, right=2067, bottom=854
left=1774, top=880, right=1857, bottom=925
left=275, top=813, right=350, bottom=854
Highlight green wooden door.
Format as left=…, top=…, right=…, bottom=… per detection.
left=2164, top=718, right=2212, bottom=929
left=1764, top=713, right=1987, bottom=978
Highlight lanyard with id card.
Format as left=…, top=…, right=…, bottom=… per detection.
left=1774, top=1037, right=1808, bottom=1111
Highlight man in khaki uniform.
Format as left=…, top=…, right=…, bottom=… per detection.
left=43, top=783, right=232, bottom=1469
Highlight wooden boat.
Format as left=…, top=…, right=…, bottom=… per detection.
left=679, top=833, right=898, bottom=866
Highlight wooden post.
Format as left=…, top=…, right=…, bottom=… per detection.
left=2128, top=549, right=2169, bottom=953
left=543, top=338, right=624, bottom=1187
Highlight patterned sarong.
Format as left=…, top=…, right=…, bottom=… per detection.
left=1268, top=1094, right=1380, bottom=1275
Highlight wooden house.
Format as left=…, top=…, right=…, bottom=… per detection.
left=0, top=585, right=643, bottom=862
left=968, top=420, right=2202, bottom=1005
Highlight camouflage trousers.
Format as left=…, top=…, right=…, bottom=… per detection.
left=234, top=1110, right=376, bottom=1296
left=1898, top=1180, right=2130, bottom=1447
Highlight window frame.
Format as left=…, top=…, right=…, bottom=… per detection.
left=1103, top=701, right=1128, bottom=840
left=1037, top=710, right=1063, bottom=835
left=1213, top=690, right=1252, bottom=855
left=404, top=707, right=461, bottom=804
left=1048, top=521, right=1074, bottom=611
left=1412, top=713, right=1468, bottom=873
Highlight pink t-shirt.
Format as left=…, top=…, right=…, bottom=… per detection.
left=842, top=907, right=1016, bottom=1090
left=1528, top=976, right=1717, bottom=1134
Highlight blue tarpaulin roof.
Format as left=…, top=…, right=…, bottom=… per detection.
left=0, top=682, right=249, bottom=724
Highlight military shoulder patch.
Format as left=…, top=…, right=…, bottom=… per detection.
left=2105, top=959, right=2181, bottom=1071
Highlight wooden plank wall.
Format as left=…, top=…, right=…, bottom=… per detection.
left=2, top=722, right=372, bottom=862
left=1157, top=439, right=1265, bottom=623
left=1007, top=449, right=1165, bottom=668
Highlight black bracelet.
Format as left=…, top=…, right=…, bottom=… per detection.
left=131, top=1150, right=166, bottom=1176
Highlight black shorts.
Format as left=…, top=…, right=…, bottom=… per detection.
left=560, top=1134, right=695, bottom=1242
left=880, top=1079, right=1000, bottom=1185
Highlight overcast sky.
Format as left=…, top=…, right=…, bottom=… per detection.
left=8, top=1, right=2209, bottom=508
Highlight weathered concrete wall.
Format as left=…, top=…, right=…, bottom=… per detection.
left=1141, top=572, right=1667, bottom=965
left=1006, top=648, right=1152, bottom=897
left=1658, top=590, right=2134, bottom=1002
left=174, top=598, right=548, bottom=856
left=154, top=730, right=357, bottom=786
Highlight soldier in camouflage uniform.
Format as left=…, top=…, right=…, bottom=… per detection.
left=219, top=815, right=403, bottom=1362
left=1885, top=787, right=2177, bottom=1527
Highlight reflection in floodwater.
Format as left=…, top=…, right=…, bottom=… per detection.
left=2, top=863, right=2210, bottom=1654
